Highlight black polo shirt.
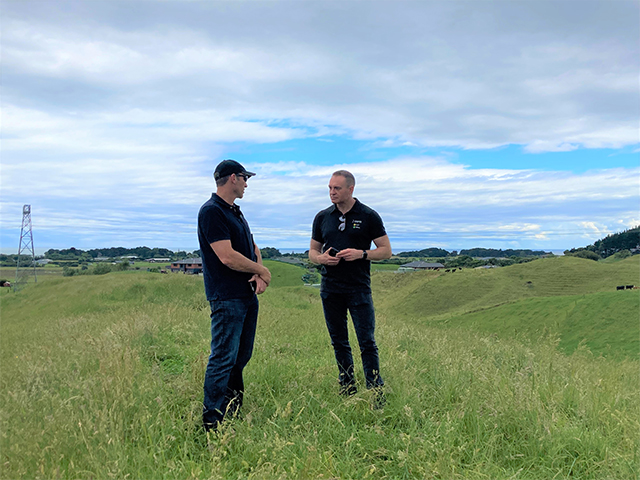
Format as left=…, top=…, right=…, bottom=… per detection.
left=198, top=193, right=257, bottom=301
left=311, top=198, right=387, bottom=293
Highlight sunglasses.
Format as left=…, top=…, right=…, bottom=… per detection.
left=338, top=215, right=346, bottom=231
left=236, top=174, right=249, bottom=181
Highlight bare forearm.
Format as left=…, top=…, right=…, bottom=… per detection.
left=222, top=249, right=268, bottom=276
left=309, top=248, right=322, bottom=264
left=366, top=245, right=392, bottom=261
left=254, top=244, right=263, bottom=265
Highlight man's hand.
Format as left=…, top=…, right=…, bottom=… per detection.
left=309, top=239, right=340, bottom=266
left=249, top=274, right=268, bottom=294
left=336, top=248, right=365, bottom=262
left=258, top=265, right=271, bottom=286
left=320, top=251, right=341, bottom=266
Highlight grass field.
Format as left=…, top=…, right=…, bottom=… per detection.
left=0, top=265, right=62, bottom=279
left=373, top=255, right=640, bottom=360
left=1, top=258, right=638, bottom=479
left=371, top=263, right=400, bottom=272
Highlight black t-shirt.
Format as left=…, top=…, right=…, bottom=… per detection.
left=197, top=194, right=256, bottom=301
left=311, top=199, right=387, bottom=293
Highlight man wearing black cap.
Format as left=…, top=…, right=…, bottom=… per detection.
left=197, top=159, right=271, bottom=431
left=309, top=170, right=392, bottom=408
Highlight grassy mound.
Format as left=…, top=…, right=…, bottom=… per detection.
left=436, top=291, right=639, bottom=359
left=0, top=259, right=637, bottom=479
left=374, top=255, right=639, bottom=358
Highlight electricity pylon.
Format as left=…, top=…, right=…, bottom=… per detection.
left=14, top=205, right=37, bottom=291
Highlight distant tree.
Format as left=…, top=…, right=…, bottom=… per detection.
left=459, top=248, right=549, bottom=258
left=44, top=248, right=91, bottom=261
left=302, top=272, right=319, bottom=284
left=566, top=226, right=639, bottom=258
left=397, top=247, right=450, bottom=258
left=260, top=247, right=282, bottom=259
left=565, top=248, right=600, bottom=261
left=62, top=266, right=76, bottom=276
left=444, top=255, right=482, bottom=268
left=573, top=250, right=600, bottom=261
left=114, top=260, right=130, bottom=271
left=592, top=227, right=640, bottom=257
left=377, top=257, right=406, bottom=265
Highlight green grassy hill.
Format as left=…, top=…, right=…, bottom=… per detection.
left=375, top=255, right=639, bottom=316
left=374, top=255, right=639, bottom=358
left=1, top=258, right=637, bottom=479
left=436, top=291, right=639, bottom=359
left=0, top=260, right=304, bottom=361
left=263, top=259, right=307, bottom=287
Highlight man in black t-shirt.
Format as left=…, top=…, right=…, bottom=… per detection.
left=197, top=159, right=271, bottom=431
left=309, top=170, right=392, bottom=405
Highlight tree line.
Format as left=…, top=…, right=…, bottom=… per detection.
left=564, top=226, right=639, bottom=261
left=5, top=226, right=636, bottom=267
left=43, top=247, right=198, bottom=261
left=395, top=247, right=549, bottom=258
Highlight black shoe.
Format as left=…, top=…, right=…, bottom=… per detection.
left=202, top=420, right=219, bottom=433
left=339, top=384, right=358, bottom=397
left=372, top=388, right=386, bottom=410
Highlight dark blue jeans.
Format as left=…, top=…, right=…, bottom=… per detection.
left=320, top=291, right=384, bottom=390
left=203, top=296, right=258, bottom=427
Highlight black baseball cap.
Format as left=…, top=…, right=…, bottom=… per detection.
left=213, top=159, right=256, bottom=181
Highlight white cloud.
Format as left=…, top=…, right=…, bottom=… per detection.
left=2, top=1, right=637, bottom=153
left=1, top=0, right=638, bottom=252
left=579, top=222, right=609, bottom=238
left=3, top=153, right=637, bottom=251
left=2, top=105, right=300, bottom=156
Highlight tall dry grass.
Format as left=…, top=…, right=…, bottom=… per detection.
left=1, top=266, right=637, bottom=479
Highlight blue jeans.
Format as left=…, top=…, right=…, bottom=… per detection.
left=203, top=296, right=258, bottom=427
left=320, top=291, right=384, bottom=390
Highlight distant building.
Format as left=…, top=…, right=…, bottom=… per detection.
left=93, top=257, right=111, bottom=262
left=398, top=261, right=444, bottom=272
left=147, top=258, right=171, bottom=263
left=35, top=259, right=52, bottom=265
left=170, top=258, right=203, bottom=274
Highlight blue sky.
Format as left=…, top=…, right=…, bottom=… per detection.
left=1, top=0, right=638, bottom=255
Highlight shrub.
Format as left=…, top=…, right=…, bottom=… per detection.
left=572, top=250, right=600, bottom=261
left=613, top=249, right=632, bottom=260
left=302, top=272, right=319, bottom=284
left=62, top=266, right=76, bottom=277
left=114, top=260, right=130, bottom=271
left=92, top=264, right=111, bottom=275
